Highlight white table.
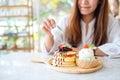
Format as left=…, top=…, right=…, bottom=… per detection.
left=0, top=52, right=120, bottom=80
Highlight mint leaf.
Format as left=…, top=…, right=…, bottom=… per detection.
left=89, top=44, right=95, bottom=49
left=66, top=43, right=71, bottom=48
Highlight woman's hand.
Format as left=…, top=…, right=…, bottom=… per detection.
left=41, top=18, right=56, bottom=52
left=41, top=18, right=56, bottom=36
left=72, top=47, right=81, bottom=52
left=94, top=48, right=108, bottom=56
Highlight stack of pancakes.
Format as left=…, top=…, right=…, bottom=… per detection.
left=52, top=44, right=77, bottom=67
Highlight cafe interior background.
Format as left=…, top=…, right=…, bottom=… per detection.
left=0, top=0, right=120, bottom=56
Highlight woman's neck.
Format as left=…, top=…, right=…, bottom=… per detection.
left=82, top=13, right=94, bottom=35
left=82, top=14, right=94, bottom=24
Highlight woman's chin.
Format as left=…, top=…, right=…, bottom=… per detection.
left=80, top=11, right=93, bottom=16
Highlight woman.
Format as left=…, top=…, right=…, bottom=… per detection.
left=41, top=0, right=120, bottom=57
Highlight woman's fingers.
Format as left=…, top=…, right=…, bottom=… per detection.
left=41, top=18, right=56, bottom=36
left=42, top=25, right=52, bottom=35
left=50, top=19, right=56, bottom=28
left=72, top=47, right=81, bottom=52
left=42, top=18, right=56, bottom=30
left=43, top=21, right=51, bottom=31
left=45, top=18, right=53, bottom=29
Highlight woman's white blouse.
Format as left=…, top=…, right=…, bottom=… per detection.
left=42, top=14, right=120, bottom=58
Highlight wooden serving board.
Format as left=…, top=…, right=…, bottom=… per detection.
left=31, top=58, right=103, bottom=74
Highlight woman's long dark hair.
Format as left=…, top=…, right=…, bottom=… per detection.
left=65, top=0, right=109, bottom=47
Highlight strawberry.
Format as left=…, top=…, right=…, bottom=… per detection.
left=83, top=44, right=89, bottom=48
left=66, top=54, right=73, bottom=57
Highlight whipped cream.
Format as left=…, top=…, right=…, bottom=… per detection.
left=78, top=48, right=95, bottom=60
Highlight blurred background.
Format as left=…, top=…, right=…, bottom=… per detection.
left=0, top=0, right=119, bottom=56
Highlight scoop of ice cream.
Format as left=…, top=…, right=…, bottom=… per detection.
left=78, top=48, right=95, bottom=60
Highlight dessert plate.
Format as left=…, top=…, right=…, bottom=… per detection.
left=31, top=58, right=103, bottom=74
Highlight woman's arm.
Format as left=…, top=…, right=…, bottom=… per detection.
left=41, top=16, right=69, bottom=54
left=41, top=19, right=56, bottom=52
left=94, top=48, right=108, bottom=56
left=44, top=35, right=54, bottom=52
left=96, top=15, right=120, bottom=57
